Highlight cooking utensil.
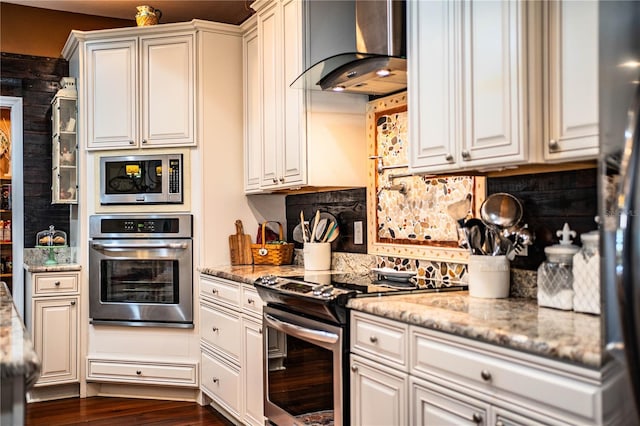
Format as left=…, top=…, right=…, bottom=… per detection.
left=326, top=224, right=340, bottom=243
left=480, top=193, right=523, bottom=230
left=462, top=218, right=485, bottom=255
left=228, top=220, right=253, bottom=265
left=300, top=211, right=307, bottom=243
left=310, top=210, right=321, bottom=242
left=447, top=193, right=472, bottom=226
left=293, top=224, right=305, bottom=243
left=322, top=221, right=336, bottom=242
left=315, top=218, right=328, bottom=241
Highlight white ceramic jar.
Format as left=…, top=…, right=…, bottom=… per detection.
left=572, top=231, right=600, bottom=314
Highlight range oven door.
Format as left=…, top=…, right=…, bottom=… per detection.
left=89, top=238, right=193, bottom=327
left=263, top=305, right=345, bottom=426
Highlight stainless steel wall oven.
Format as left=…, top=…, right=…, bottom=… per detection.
left=89, top=214, right=193, bottom=328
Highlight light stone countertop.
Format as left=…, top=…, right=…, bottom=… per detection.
left=200, top=266, right=603, bottom=369
left=0, top=282, right=40, bottom=385
left=23, top=263, right=82, bottom=273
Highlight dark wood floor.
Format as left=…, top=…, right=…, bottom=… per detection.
left=25, top=397, right=235, bottom=426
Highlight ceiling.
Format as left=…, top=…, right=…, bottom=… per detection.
left=2, top=0, right=255, bottom=25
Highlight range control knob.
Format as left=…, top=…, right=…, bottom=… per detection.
left=321, top=286, right=335, bottom=298
left=259, top=275, right=278, bottom=286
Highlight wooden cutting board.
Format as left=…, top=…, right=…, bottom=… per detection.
left=229, top=220, right=253, bottom=265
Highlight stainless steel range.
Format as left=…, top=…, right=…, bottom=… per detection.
left=88, top=214, right=193, bottom=328
left=255, top=273, right=466, bottom=426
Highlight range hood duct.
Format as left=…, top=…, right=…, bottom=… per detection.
left=291, top=0, right=407, bottom=96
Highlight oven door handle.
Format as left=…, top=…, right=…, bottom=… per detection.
left=90, top=242, right=189, bottom=250
left=264, top=313, right=339, bottom=344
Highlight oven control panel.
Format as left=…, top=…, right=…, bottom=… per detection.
left=255, top=275, right=355, bottom=299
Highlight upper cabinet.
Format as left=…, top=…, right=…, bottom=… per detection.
left=65, top=27, right=196, bottom=150
left=245, top=0, right=367, bottom=193
left=409, top=0, right=529, bottom=173
left=409, top=0, right=599, bottom=174
left=542, top=0, right=599, bottom=161
left=51, top=78, right=78, bottom=204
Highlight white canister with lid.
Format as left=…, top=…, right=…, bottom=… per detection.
left=572, top=230, right=600, bottom=314
left=537, top=223, right=580, bottom=310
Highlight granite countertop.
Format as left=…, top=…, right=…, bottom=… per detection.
left=23, top=263, right=82, bottom=273
left=0, top=282, right=40, bottom=385
left=200, top=266, right=603, bottom=369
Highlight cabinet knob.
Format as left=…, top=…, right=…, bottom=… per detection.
left=549, top=139, right=559, bottom=150
left=136, top=370, right=142, bottom=375
left=279, top=177, right=285, bottom=183
left=272, top=178, right=278, bottom=183
left=211, top=289, right=218, bottom=295
left=369, top=336, right=378, bottom=343
left=258, top=328, right=263, bottom=334
left=142, top=139, right=148, bottom=144
left=212, top=377, right=219, bottom=383
left=247, top=298, right=255, bottom=304
left=472, top=412, right=483, bottom=424
left=496, top=421, right=505, bottom=426
left=351, top=365, right=358, bottom=372
left=54, top=281, right=61, bottom=286
left=212, top=327, right=219, bottom=332
left=461, top=150, right=471, bottom=160
left=480, top=369, right=492, bottom=381
left=129, top=140, right=135, bottom=145
left=445, top=153, right=454, bottom=162
left=70, top=300, right=76, bottom=306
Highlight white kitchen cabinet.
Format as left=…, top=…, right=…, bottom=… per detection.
left=542, top=0, right=599, bottom=161
left=350, top=310, right=623, bottom=426
left=82, top=30, right=195, bottom=150
left=409, top=0, right=529, bottom=173
left=86, top=358, right=197, bottom=387
left=24, top=271, right=80, bottom=387
left=199, top=274, right=265, bottom=426
left=350, top=354, right=408, bottom=426
left=245, top=0, right=367, bottom=193
left=50, top=78, right=78, bottom=204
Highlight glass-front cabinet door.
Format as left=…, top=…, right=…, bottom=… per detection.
left=51, top=77, right=78, bottom=204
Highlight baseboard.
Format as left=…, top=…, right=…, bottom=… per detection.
left=89, top=382, right=200, bottom=402
left=27, top=383, right=80, bottom=403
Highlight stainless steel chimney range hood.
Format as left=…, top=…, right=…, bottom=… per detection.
left=291, top=0, right=406, bottom=96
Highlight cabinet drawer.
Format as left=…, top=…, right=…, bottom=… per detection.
left=242, top=285, right=263, bottom=317
left=87, top=358, right=197, bottom=387
left=411, top=328, right=599, bottom=420
left=200, top=275, right=241, bottom=308
left=34, top=273, right=78, bottom=295
left=201, top=348, right=241, bottom=417
left=200, top=302, right=241, bottom=361
left=351, top=311, right=409, bottom=370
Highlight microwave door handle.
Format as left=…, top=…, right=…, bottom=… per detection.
left=264, top=313, right=339, bottom=346
left=91, top=242, right=189, bottom=250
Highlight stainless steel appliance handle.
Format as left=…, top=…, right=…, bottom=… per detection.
left=91, top=242, right=189, bottom=250
left=264, top=313, right=339, bottom=344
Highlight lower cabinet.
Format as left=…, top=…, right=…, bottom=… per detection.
left=351, top=310, right=622, bottom=426
left=199, top=274, right=265, bottom=426
left=24, top=270, right=81, bottom=387
left=86, top=358, right=197, bottom=387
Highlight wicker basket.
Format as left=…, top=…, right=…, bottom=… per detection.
left=251, top=221, right=294, bottom=265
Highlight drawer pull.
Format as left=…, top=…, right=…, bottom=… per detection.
left=480, top=369, right=492, bottom=381
left=212, top=327, right=219, bottom=332
left=461, top=150, right=471, bottom=160
left=444, top=153, right=454, bottom=162
left=549, top=139, right=559, bottom=150
left=369, top=336, right=378, bottom=344
left=212, top=377, right=219, bottom=383
left=472, top=412, right=483, bottom=424
left=70, top=300, right=76, bottom=306
left=351, top=365, right=358, bottom=372
left=136, top=370, right=142, bottom=375
left=211, top=289, right=218, bottom=295
left=247, top=298, right=255, bottom=304
left=54, top=281, right=61, bottom=286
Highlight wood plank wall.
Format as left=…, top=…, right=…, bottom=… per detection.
left=0, top=52, right=71, bottom=247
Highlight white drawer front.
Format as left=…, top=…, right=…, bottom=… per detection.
left=200, top=302, right=241, bottom=361
left=242, top=285, right=263, bottom=316
left=411, top=329, right=599, bottom=420
left=34, top=273, right=78, bottom=295
left=87, top=359, right=197, bottom=387
left=351, top=311, right=409, bottom=370
left=200, top=276, right=241, bottom=308
left=201, top=349, right=241, bottom=417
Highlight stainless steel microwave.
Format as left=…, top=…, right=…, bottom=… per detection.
left=99, top=154, right=183, bottom=204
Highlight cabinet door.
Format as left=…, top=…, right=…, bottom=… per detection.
left=461, top=0, right=526, bottom=166
left=200, top=301, right=242, bottom=361
left=201, top=348, right=241, bottom=418
left=33, top=297, right=78, bottom=385
left=411, top=377, right=488, bottom=426
left=242, top=317, right=264, bottom=426
left=259, top=1, right=281, bottom=189
left=350, top=354, right=408, bottom=426
left=279, top=0, right=305, bottom=188
left=140, top=34, right=195, bottom=147
left=86, top=39, right=138, bottom=149
left=244, top=23, right=262, bottom=193
left=544, top=0, right=598, bottom=160
left=408, top=0, right=459, bottom=171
